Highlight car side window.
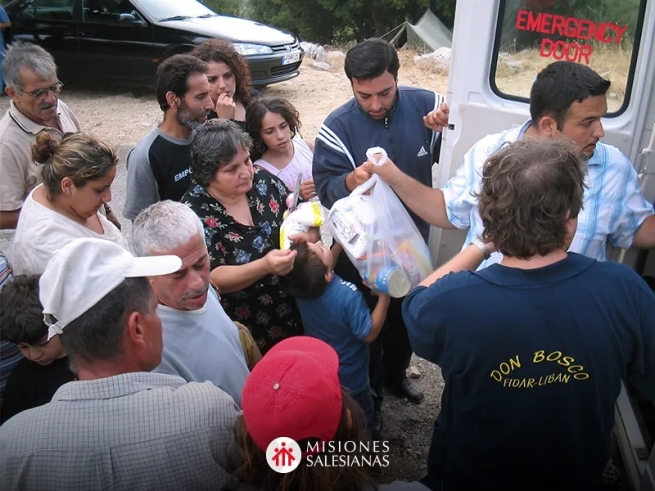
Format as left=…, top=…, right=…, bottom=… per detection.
left=83, top=0, right=135, bottom=23
left=17, top=0, right=75, bottom=21
left=491, top=0, right=647, bottom=115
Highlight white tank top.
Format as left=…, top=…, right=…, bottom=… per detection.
left=254, top=139, right=314, bottom=190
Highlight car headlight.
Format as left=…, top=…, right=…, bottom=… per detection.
left=232, top=43, right=273, bottom=55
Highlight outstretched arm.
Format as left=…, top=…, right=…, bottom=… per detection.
left=631, top=215, right=655, bottom=249
left=363, top=157, right=454, bottom=229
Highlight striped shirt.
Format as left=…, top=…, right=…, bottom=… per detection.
left=442, top=120, right=654, bottom=268
left=313, top=86, right=444, bottom=240
left=0, top=372, right=240, bottom=490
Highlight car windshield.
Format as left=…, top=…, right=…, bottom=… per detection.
left=133, top=0, right=216, bottom=21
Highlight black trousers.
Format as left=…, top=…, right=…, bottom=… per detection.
left=333, top=251, right=413, bottom=409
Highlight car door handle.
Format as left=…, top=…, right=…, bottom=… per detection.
left=80, top=29, right=95, bottom=36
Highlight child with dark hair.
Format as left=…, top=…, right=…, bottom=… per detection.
left=0, top=275, right=75, bottom=424
left=0, top=251, right=22, bottom=409
left=246, top=96, right=316, bottom=201
left=280, top=240, right=389, bottom=436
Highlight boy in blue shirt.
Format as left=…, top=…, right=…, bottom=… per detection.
left=281, top=240, right=389, bottom=437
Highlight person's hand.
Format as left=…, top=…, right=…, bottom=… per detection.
left=423, top=101, right=449, bottom=132
left=214, top=92, right=237, bottom=120
left=362, top=155, right=403, bottom=186
left=362, top=278, right=378, bottom=295
left=264, top=248, right=297, bottom=275
left=362, top=279, right=389, bottom=301
left=300, top=179, right=317, bottom=201
left=288, top=228, right=320, bottom=245
left=346, top=165, right=374, bottom=192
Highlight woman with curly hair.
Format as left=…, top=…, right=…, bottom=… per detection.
left=189, top=39, right=259, bottom=128
left=182, top=119, right=320, bottom=353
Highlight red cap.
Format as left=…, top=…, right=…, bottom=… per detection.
left=242, top=336, right=343, bottom=452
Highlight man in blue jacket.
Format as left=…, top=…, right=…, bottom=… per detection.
left=313, top=39, right=447, bottom=435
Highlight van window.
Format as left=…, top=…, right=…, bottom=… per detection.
left=492, top=0, right=647, bottom=114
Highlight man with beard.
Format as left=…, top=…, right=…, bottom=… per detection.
left=132, top=200, right=250, bottom=406
left=365, top=61, right=655, bottom=269
left=312, top=39, right=448, bottom=437
left=123, top=55, right=214, bottom=221
left=0, top=42, right=82, bottom=229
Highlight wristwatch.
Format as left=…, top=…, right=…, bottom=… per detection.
left=103, top=203, right=113, bottom=215
left=471, top=237, right=492, bottom=260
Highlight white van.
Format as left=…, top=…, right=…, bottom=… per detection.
left=432, top=1, right=655, bottom=488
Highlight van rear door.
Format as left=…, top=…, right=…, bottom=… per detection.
left=431, top=0, right=655, bottom=273
left=433, top=2, right=655, bottom=489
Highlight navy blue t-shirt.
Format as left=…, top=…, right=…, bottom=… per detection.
left=296, top=275, right=372, bottom=392
left=403, top=253, right=655, bottom=490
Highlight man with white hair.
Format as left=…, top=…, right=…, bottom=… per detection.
left=0, top=238, right=241, bottom=490
left=0, top=42, right=81, bottom=229
left=132, top=200, right=250, bottom=406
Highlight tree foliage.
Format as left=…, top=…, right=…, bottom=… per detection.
left=202, top=0, right=243, bottom=17
left=558, top=0, right=642, bottom=41
left=247, top=0, right=339, bottom=44
left=245, top=0, right=456, bottom=44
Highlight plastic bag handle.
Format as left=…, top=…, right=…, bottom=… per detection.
left=349, top=147, right=388, bottom=196
left=351, top=173, right=379, bottom=196
left=366, top=147, right=388, bottom=166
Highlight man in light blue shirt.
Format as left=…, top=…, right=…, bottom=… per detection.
left=364, top=61, right=655, bottom=267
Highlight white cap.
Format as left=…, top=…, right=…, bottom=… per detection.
left=40, top=238, right=182, bottom=341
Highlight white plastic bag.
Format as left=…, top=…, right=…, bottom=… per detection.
left=279, top=201, right=325, bottom=250
left=328, top=148, right=433, bottom=297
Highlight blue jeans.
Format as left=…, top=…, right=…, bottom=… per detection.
left=348, top=384, right=374, bottom=439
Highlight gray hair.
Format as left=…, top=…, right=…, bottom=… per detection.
left=2, top=42, right=58, bottom=91
left=60, top=277, right=153, bottom=371
left=132, top=200, right=205, bottom=257
left=190, top=119, right=253, bottom=187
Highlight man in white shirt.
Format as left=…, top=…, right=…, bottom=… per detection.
left=0, top=42, right=81, bottom=229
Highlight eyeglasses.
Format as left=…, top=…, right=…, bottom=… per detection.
left=23, top=81, right=64, bottom=100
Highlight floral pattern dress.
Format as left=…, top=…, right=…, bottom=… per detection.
left=183, top=167, right=303, bottom=353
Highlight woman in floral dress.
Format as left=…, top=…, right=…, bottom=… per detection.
left=183, top=120, right=318, bottom=353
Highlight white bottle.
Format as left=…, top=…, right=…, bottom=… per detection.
left=280, top=201, right=325, bottom=250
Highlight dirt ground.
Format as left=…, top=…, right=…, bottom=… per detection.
left=0, top=54, right=628, bottom=487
